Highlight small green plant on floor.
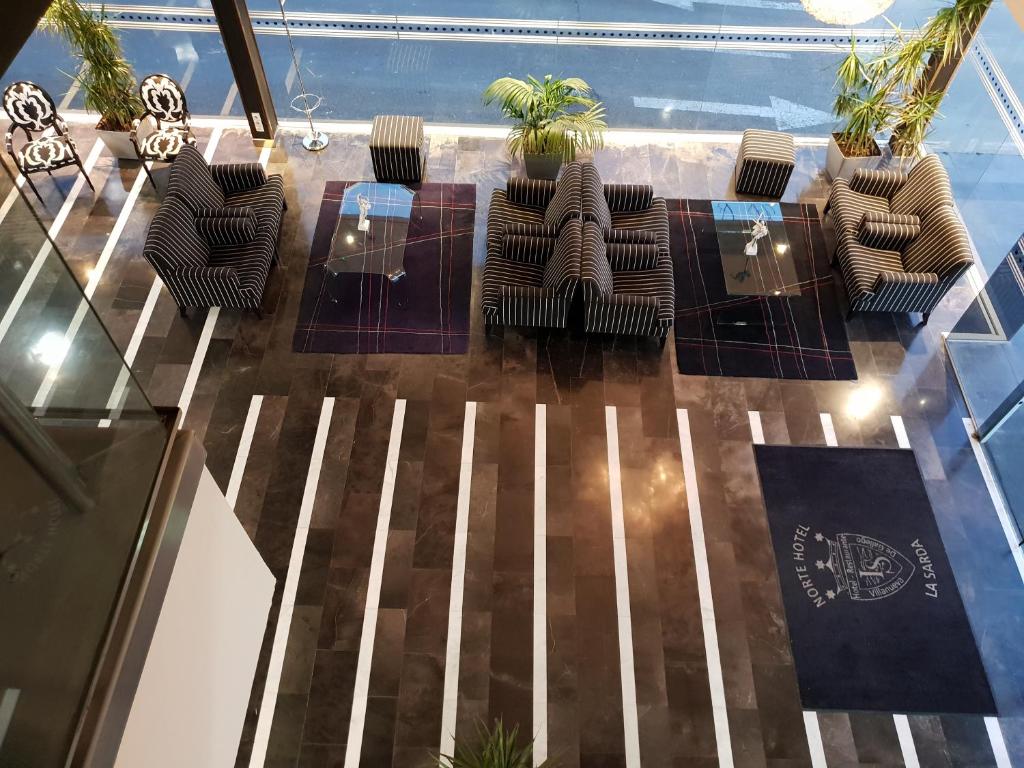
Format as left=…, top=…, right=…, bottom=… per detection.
left=43, top=0, right=142, bottom=131
left=482, top=74, right=606, bottom=162
left=436, top=719, right=556, bottom=768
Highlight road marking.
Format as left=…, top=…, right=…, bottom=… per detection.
left=803, top=710, right=828, bottom=767
left=533, top=403, right=548, bottom=765
left=248, top=397, right=334, bottom=767
left=343, top=399, right=407, bottom=768
left=605, top=406, right=642, bottom=768
left=819, top=413, right=837, bottom=446
left=963, top=418, right=1024, bottom=583
left=439, top=401, right=478, bottom=757
left=634, top=95, right=833, bottom=130
left=677, top=408, right=734, bottom=766
left=227, top=395, right=264, bottom=507
left=0, top=139, right=104, bottom=345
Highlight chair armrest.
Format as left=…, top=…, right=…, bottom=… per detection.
left=506, top=177, right=556, bottom=207
left=607, top=242, right=659, bottom=272
left=503, top=233, right=554, bottom=265
left=506, top=222, right=558, bottom=238
left=500, top=284, right=554, bottom=299
left=580, top=222, right=613, bottom=297
left=872, top=270, right=939, bottom=291
left=605, top=227, right=657, bottom=245
left=602, top=293, right=660, bottom=311
left=171, top=265, right=240, bottom=289
left=604, top=183, right=654, bottom=212
left=211, top=162, right=268, bottom=194
left=849, top=168, right=906, bottom=198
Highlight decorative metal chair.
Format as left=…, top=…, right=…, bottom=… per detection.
left=130, top=73, right=196, bottom=188
left=2, top=81, right=94, bottom=204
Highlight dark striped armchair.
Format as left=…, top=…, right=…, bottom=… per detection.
left=827, top=154, right=973, bottom=323
left=578, top=165, right=674, bottom=338
left=482, top=164, right=583, bottom=329
left=142, top=145, right=285, bottom=316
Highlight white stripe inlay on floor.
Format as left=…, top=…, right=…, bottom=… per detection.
left=31, top=167, right=151, bottom=410
left=605, top=406, right=642, bottom=768
left=893, top=714, right=920, bottom=768
left=748, top=410, right=765, bottom=445
left=0, top=688, right=19, bottom=747
left=803, top=710, right=828, bottom=768
left=819, top=413, right=837, bottom=446
left=0, top=139, right=104, bottom=346
left=439, top=401, right=478, bottom=757
left=249, top=396, right=335, bottom=767
left=890, top=415, right=911, bottom=450
left=227, top=395, right=264, bottom=507
left=533, top=403, right=548, bottom=766
left=963, top=417, right=1024, bottom=583
left=177, top=307, right=219, bottom=420
left=343, top=399, right=407, bottom=768
left=985, top=715, right=1013, bottom=768
left=678, top=408, right=735, bottom=766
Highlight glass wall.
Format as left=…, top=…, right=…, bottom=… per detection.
left=7, top=0, right=954, bottom=128
left=0, top=162, right=172, bottom=767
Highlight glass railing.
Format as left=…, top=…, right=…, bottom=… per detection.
left=0, top=161, right=172, bottom=768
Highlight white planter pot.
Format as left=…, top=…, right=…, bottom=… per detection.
left=826, top=133, right=882, bottom=181
left=97, top=128, right=138, bottom=161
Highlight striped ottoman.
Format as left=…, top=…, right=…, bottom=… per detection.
left=734, top=129, right=795, bottom=198
left=369, top=115, right=424, bottom=184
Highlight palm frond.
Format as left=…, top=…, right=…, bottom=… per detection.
left=436, top=719, right=556, bottom=768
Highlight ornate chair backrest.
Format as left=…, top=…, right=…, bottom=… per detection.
left=3, top=81, right=60, bottom=136
left=139, top=74, right=190, bottom=126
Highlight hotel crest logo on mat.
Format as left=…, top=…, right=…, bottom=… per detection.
left=789, top=524, right=940, bottom=608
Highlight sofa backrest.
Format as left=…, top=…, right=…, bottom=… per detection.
left=143, top=195, right=209, bottom=277
left=890, top=154, right=952, bottom=218
left=579, top=220, right=614, bottom=298
left=166, top=144, right=225, bottom=213
left=580, top=163, right=613, bottom=231
left=902, top=205, right=973, bottom=280
left=544, top=161, right=584, bottom=230
left=542, top=218, right=583, bottom=295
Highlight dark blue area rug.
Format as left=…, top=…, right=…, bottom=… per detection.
left=755, top=445, right=995, bottom=714
left=293, top=181, right=475, bottom=354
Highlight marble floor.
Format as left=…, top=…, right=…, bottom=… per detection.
left=4, top=123, right=1024, bottom=767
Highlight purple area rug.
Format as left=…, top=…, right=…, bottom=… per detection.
left=293, top=181, right=476, bottom=354
left=669, top=199, right=856, bottom=380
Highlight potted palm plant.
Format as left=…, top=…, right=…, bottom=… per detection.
left=827, top=37, right=887, bottom=180
left=43, top=0, right=143, bottom=159
left=437, top=719, right=555, bottom=768
left=483, top=74, right=606, bottom=180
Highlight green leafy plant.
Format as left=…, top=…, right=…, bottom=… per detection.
left=482, top=74, right=606, bottom=162
left=436, top=719, right=556, bottom=768
left=43, top=0, right=143, bottom=131
left=833, top=0, right=992, bottom=158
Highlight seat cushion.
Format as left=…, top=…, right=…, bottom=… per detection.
left=837, top=236, right=906, bottom=299
left=481, top=255, right=546, bottom=312
left=208, top=228, right=275, bottom=299
left=487, top=188, right=545, bottom=263
left=17, top=135, right=77, bottom=171
left=137, top=126, right=195, bottom=161
left=610, top=198, right=670, bottom=255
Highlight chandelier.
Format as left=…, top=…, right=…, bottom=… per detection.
left=800, top=0, right=895, bottom=25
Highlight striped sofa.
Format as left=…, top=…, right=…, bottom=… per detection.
left=482, top=164, right=584, bottom=329
left=579, top=165, right=674, bottom=339
left=827, top=154, right=973, bottom=323
left=142, top=145, right=286, bottom=316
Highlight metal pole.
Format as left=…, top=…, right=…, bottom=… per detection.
left=277, top=0, right=328, bottom=151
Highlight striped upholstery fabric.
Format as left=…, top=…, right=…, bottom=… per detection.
left=194, top=209, right=257, bottom=246
left=607, top=241, right=659, bottom=272
left=606, top=184, right=654, bottom=212
left=890, top=154, right=953, bottom=217
left=580, top=218, right=675, bottom=338
left=606, top=227, right=657, bottom=245
left=580, top=164, right=612, bottom=230
left=503, top=233, right=553, bottom=264
left=850, top=167, right=907, bottom=198
left=144, top=145, right=285, bottom=314
left=506, top=221, right=558, bottom=238
left=830, top=154, right=973, bottom=317
left=857, top=211, right=921, bottom=251
left=507, top=177, right=556, bottom=208
left=482, top=215, right=582, bottom=329
left=544, top=162, right=584, bottom=229
left=734, top=129, right=795, bottom=198
left=369, top=114, right=424, bottom=183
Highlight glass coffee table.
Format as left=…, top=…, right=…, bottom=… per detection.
left=712, top=200, right=799, bottom=298
left=325, top=182, right=415, bottom=302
